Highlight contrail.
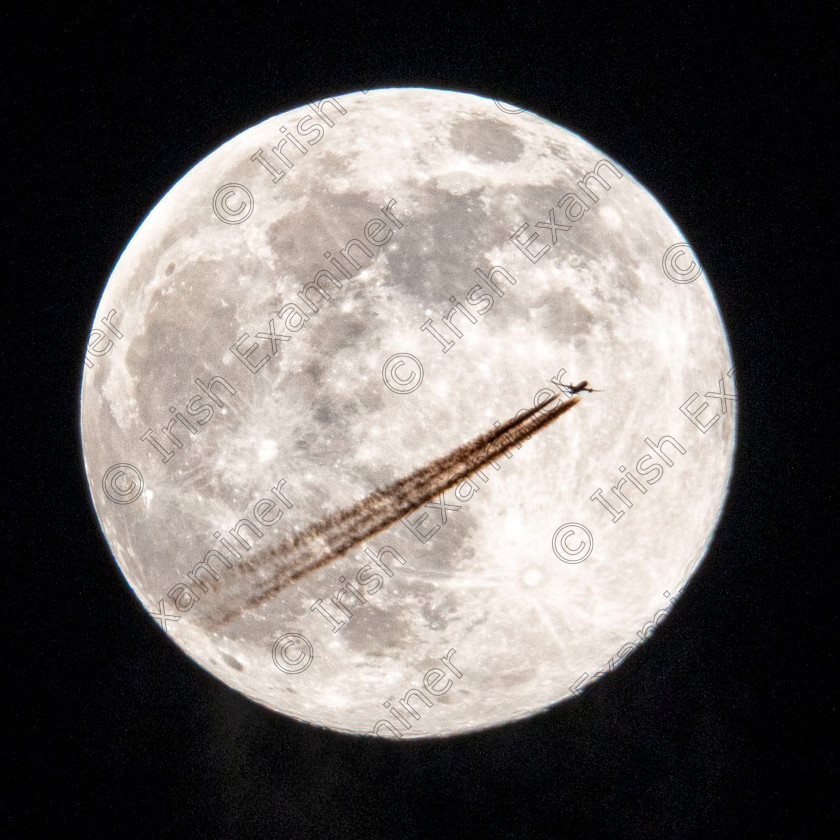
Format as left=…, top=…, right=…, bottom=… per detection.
left=198, top=391, right=580, bottom=628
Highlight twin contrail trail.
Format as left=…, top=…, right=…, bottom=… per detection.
left=199, top=391, right=580, bottom=629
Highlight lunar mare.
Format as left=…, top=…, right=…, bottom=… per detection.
left=80, top=88, right=736, bottom=738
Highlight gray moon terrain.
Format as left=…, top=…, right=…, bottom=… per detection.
left=80, top=87, right=736, bottom=738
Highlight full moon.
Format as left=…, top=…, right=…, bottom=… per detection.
left=80, top=87, right=736, bottom=738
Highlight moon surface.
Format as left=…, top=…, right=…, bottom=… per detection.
left=80, top=87, right=736, bottom=738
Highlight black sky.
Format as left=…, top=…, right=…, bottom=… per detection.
left=6, top=3, right=835, bottom=838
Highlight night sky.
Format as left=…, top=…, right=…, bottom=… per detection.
left=7, top=4, right=833, bottom=837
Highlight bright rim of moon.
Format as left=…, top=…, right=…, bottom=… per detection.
left=80, top=87, right=736, bottom=739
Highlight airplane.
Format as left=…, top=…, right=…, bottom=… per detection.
left=557, top=380, right=603, bottom=394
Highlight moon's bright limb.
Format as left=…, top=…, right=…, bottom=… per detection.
left=80, top=88, right=737, bottom=738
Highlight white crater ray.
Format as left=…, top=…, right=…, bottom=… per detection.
left=80, top=87, right=736, bottom=738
